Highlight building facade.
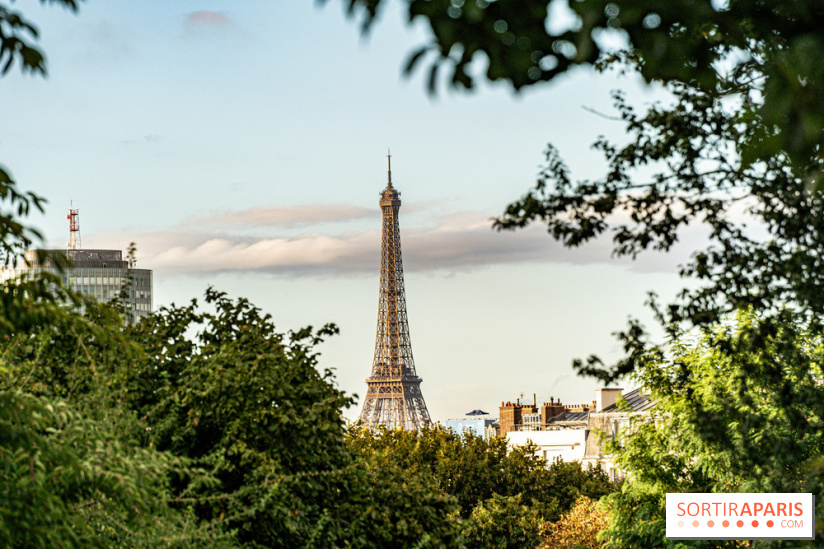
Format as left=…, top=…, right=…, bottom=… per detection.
left=1, top=248, right=153, bottom=319
left=500, top=388, right=656, bottom=481
left=445, top=416, right=497, bottom=440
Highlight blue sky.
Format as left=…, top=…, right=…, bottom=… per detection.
left=1, top=1, right=693, bottom=421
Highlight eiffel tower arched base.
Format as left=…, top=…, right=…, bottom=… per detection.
left=359, top=377, right=431, bottom=430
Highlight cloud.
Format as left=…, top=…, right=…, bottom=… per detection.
left=93, top=210, right=702, bottom=278
left=186, top=11, right=233, bottom=27
left=183, top=11, right=236, bottom=36
left=187, top=204, right=376, bottom=229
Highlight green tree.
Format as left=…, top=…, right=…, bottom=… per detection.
left=0, top=389, right=231, bottom=548
left=123, top=289, right=354, bottom=547
left=0, top=294, right=236, bottom=547
left=4, top=289, right=465, bottom=547
left=347, top=425, right=616, bottom=522
left=602, top=312, right=824, bottom=548
left=462, top=494, right=544, bottom=549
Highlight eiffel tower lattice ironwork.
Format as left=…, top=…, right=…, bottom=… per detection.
left=358, top=152, right=431, bottom=430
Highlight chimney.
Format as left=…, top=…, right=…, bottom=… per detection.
left=595, top=388, right=623, bottom=412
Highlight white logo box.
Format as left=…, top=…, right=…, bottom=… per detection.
left=666, top=493, right=815, bottom=540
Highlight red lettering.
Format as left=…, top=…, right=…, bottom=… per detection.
left=764, top=503, right=775, bottom=516
left=713, top=502, right=722, bottom=515
left=702, top=503, right=710, bottom=516
left=741, top=503, right=752, bottom=517
left=729, top=503, right=738, bottom=516
left=794, top=502, right=803, bottom=516
left=778, top=503, right=787, bottom=516
left=687, top=503, right=699, bottom=516
left=754, top=503, right=763, bottom=515
left=677, top=503, right=685, bottom=517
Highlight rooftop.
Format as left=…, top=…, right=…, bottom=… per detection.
left=602, top=388, right=655, bottom=413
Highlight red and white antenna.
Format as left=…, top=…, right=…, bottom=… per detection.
left=67, top=204, right=81, bottom=249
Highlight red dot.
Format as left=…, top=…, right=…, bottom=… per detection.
left=752, top=520, right=759, bottom=527
left=692, top=520, right=699, bottom=527
left=707, top=520, right=715, bottom=527
left=767, top=520, right=774, bottom=528
left=722, top=520, right=730, bottom=527
left=737, top=520, right=744, bottom=527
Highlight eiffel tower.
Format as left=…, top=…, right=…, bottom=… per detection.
left=358, top=153, right=432, bottom=430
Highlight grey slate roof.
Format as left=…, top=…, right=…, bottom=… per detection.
left=549, top=411, right=590, bottom=423
left=601, top=387, right=656, bottom=413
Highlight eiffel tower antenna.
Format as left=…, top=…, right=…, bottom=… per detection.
left=387, top=149, right=392, bottom=186
left=359, top=153, right=431, bottom=430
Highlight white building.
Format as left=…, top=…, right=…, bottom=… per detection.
left=507, top=428, right=588, bottom=463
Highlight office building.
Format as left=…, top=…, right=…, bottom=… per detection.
left=0, top=208, right=153, bottom=319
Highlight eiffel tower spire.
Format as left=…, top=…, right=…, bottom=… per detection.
left=358, top=153, right=431, bottom=430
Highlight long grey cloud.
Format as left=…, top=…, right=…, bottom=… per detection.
left=185, top=204, right=377, bottom=228
left=91, top=210, right=702, bottom=277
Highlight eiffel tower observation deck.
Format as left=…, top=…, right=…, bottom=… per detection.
left=358, top=153, right=432, bottom=430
